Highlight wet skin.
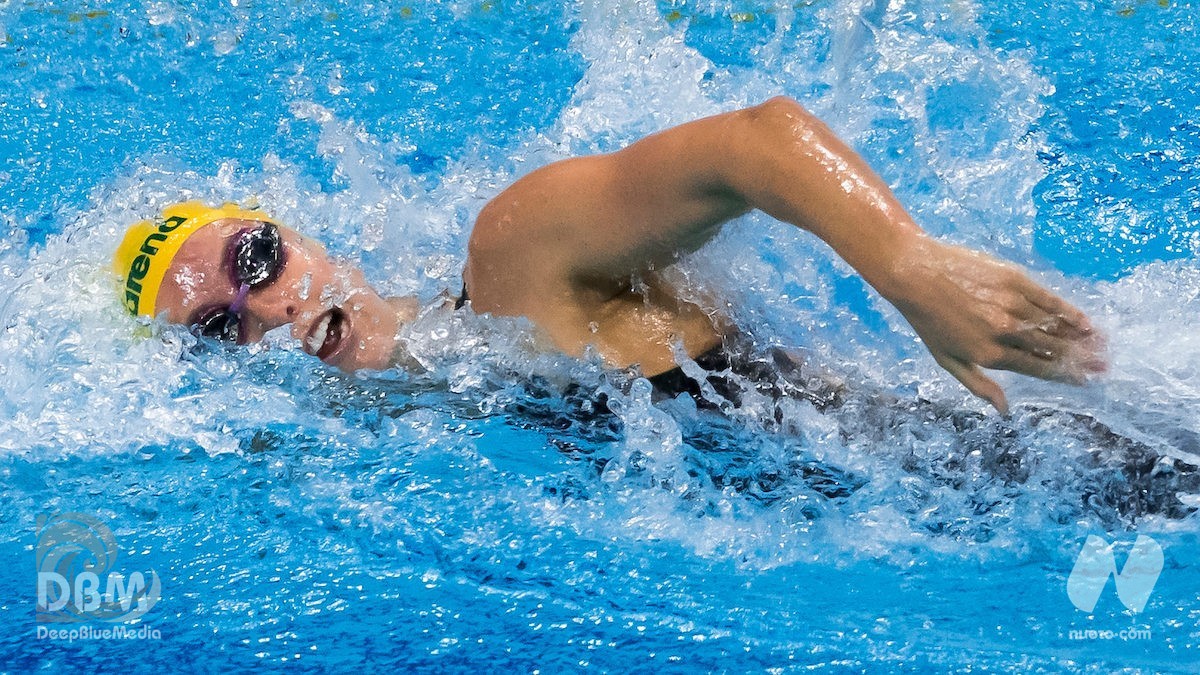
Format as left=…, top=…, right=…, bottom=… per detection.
left=153, top=97, right=1107, bottom=412
left=464, top=97, right=1106, bottom=412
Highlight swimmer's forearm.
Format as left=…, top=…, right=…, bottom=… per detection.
left=719, top=96, right=925, bottom=300
left=717, top=98, right=1104, bottom=409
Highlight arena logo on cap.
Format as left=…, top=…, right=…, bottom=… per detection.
left=122, top=215, right=187, bottom=315
left=35, top=512, right=161, bottom=624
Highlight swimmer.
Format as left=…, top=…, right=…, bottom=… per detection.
left=112, top=97, right=1106, bottom=414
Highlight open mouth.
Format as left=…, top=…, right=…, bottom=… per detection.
left=305, top=308, right=348, bottom=362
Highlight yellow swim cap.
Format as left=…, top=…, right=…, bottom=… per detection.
left=112, top=201, right=278, bottom=317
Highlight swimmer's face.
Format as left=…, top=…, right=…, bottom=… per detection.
left=155, top=218, right=405, bottom=371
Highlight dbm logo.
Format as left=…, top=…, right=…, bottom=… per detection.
left=1067, top=535, right=1163, bottom=613
left=36, top=512, right=161, bottom=623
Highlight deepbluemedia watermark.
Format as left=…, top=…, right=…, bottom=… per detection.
left=35, top=512, right=162, bottom=640
left=1067, top=535, right=1163, bottom=614
left=36, top=624, right=162, bottom=642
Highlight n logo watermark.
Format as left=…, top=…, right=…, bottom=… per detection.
left=1067, top=535, right=1163, bottom=613
left=36, top=512, right=161, bottom=626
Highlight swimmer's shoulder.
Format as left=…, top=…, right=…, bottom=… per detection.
left=466, top=155, right=618, bottom=314
left=470, top=155, right=615, bottom=255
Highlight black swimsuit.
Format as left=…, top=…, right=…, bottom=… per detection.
left=644, top=339, right=766, bottom=407
left=649, top=333, right=841, bottom=412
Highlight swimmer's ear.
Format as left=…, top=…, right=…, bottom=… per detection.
left=933, top=351, right=1010, bottom=415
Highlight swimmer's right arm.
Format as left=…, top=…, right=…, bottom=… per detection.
left=708, top=97, right=1106, bottom=412
left=473, top=97, right=1106, bottom=412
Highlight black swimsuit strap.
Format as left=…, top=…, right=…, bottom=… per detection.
left=646, top=342, right=730, bottom=400
left=454, top=282, right=469, bottom=310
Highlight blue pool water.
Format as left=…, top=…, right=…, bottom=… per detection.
left=2, top=0, right=1199, bottom=671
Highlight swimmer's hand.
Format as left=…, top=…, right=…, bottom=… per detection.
left=882, top=236, right=1107, bottom=414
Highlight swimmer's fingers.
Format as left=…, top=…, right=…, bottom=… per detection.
left=988, top=345, right=1090, bottom=385
left=1004, top=298, right=1109, bottom=376
left=1015, top=277, right=1093, bottom=336
left=998, top=322, right=1064, bottom=359
left=932, top=350, right=1009, bottom=415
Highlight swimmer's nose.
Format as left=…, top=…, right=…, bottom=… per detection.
left=235, top=291, right=301, bottom=344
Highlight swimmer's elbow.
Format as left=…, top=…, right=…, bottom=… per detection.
left=754, top=95, right=808, bottom=116
left=719, top=96, right=825, bottom=202
left=740, top=96, right=814, bottom=136
left=724, top=96, right=823, bottom=177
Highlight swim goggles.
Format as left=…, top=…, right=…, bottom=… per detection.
left=193, top=222, right=285, bottom=343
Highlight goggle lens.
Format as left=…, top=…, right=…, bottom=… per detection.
left=234, top=222, right=283, bottom=287
left=196, top=307, right=241, bottom=343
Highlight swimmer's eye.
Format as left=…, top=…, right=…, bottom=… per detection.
left=233, top=222, right=284, bottom=288
left=194, top=306, right=241, bottom=344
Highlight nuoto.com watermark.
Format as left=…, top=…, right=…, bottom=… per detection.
left=34, top=512, right=161, bottom=637
left=1067, top=535, right=1163, bottom=614
left=1066, top=627, right=1153, bottom=642
left=1062, top=534, right=1163, bottom=644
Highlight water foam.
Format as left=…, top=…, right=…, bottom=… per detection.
left=2, top=1, right=1199, bottom=669
left=0, top=0, right=1195, bottom=575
